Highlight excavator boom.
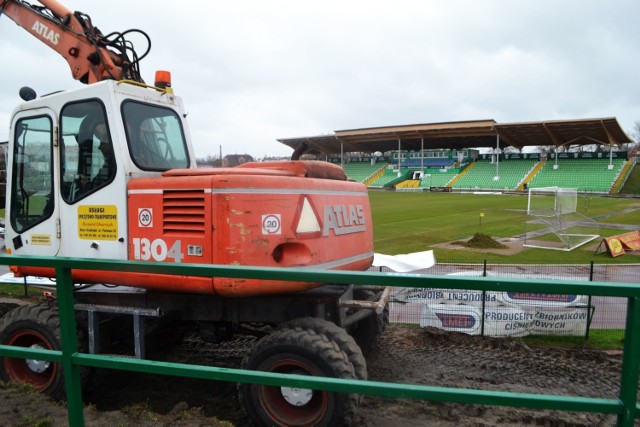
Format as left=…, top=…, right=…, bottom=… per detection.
left=0, top=0, right=147, bottom=83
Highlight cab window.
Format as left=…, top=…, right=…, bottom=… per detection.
left=60, top=101, right=115, bottom=203
left=122, top=101, right=189, bottom=170
left=10, top=115, right=54, bottom=233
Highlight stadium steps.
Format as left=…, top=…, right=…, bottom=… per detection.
left=517, top=160, right=546, bottom=191
left=611, top=160, right=633, bottom=194
left=343, top=163, right=387, bottom=183
left=369, top=169, right=405, bottom=187
left=363, top=166, right=387, bottom=186
left=448, top=162, right=475, bottom=187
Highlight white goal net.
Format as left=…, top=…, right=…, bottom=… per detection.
left=524, top=187, right=599, bottom=251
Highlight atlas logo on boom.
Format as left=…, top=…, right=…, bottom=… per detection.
left=32, top=20, right=60, bottom=45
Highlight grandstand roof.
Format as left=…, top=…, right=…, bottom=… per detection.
left=277, top=117, right=632, bottom=155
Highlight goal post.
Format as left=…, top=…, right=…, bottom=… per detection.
left=524, top=187, right=599, bottom=251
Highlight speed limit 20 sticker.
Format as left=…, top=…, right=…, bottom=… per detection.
left=262, top=214, right=281, bottom=235
left=138, top=208, right=153, bottom=227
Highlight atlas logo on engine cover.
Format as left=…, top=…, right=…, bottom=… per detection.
left=322, top=204, right=366, bottom=236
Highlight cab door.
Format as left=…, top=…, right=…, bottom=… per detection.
left=6, top=108, right=61, bottom=256
left=55, top=99, right=128, bottom=261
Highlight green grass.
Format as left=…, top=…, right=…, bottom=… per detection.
left=523, top=329, right=625, bottom=351
left=371, top=191, right=529, bottom=252
left=0, top=283, right=52, bottom=301
left=370, top=190, right=639, bottom=263
left=599, top=208, right=640, bottom=225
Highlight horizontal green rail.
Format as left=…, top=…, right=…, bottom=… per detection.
left=0, top=254, right=638, bottom=426
left=0, top=346, right=622, bottom=413
left=3, top=254, right=640, bottom=296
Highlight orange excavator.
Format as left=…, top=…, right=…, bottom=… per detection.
left=0, top=2, right=388, bottom=425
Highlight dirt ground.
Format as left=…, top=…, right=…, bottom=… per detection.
left=0, top=300, right=625, bottom=427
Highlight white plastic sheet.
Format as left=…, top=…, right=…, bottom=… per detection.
left=372, top=250, right=435, bottom=273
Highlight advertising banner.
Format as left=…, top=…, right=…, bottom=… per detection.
left=499, top=292, right=587, bottom=307
left=619, top=231, right=640, bottom=251
left=482, top=306, right=535, bottom=337
left=396, top=287, right=500, bottom=306
left=605, top=231, right=640, bottom=257
left=442, top=288, right=500, bottom=307
left=529, top=307, right=589, bottom=335
left=605, top=236, right=626, bottom=257
left=385, top=252, right=592, bottom=337
left=395, top=288, right=444, bottom=304
left=402, top=270, right=591, bottom=337
left=418, top=303, right=590, bottom=337
left=420, top=304, right=483, bottom=335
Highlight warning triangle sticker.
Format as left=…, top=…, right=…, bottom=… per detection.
left=296, top=197, right=321, bottom=234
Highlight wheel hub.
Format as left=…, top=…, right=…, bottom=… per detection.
left=25, top=344, right=50, bottom=373
left=281, top=386, right=314, bottom=407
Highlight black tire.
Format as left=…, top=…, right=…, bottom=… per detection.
left=0, top=303, right=19, bottom=320
left=239, top=327, right=358, bottom=426
left=349, top=290, right=389, bottom=357
left=0, top=301, right=85, bottom=400
left=278, top=317, right=367, bottom=381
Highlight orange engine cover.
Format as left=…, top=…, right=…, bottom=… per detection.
left=123, top=161, right=374, bottom=296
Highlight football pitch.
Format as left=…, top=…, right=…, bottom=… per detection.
left=369, top=190, right=639, bottom=264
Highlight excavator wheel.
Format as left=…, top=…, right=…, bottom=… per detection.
left=238, top=327, right=358, bottom=426
left=278, top=317, right=367, bottom=381
left=0, top=301, right=86, bottom=400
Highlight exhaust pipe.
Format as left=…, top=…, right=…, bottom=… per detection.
left=291, top=142, right=309, bottom=160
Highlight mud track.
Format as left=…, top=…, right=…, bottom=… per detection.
left=0, top=304, right=627, bottom=426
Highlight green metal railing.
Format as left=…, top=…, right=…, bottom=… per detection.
left=0, top=254, right=639, bottom=426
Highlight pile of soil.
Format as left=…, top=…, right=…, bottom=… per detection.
left=454, top=233, right=508, bottom=249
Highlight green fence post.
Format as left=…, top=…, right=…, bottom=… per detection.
left=56, top=265, right=85, bottom=427
left=481, top=260, right=487, bottom=336
left=618, top=296, right=640, bottom=426
left=586, top=261, right=594, bottom=340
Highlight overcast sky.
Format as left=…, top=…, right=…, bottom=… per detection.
left=1, top=0, right=639, bottom=159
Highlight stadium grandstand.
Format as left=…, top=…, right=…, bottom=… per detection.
left=278, top=118, right=637, bottom=194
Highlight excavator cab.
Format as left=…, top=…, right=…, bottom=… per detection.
left=5, top=79, right=197, bottom=259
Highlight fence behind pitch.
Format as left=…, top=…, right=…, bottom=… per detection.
left=374, top=261, right=638, bottom=337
